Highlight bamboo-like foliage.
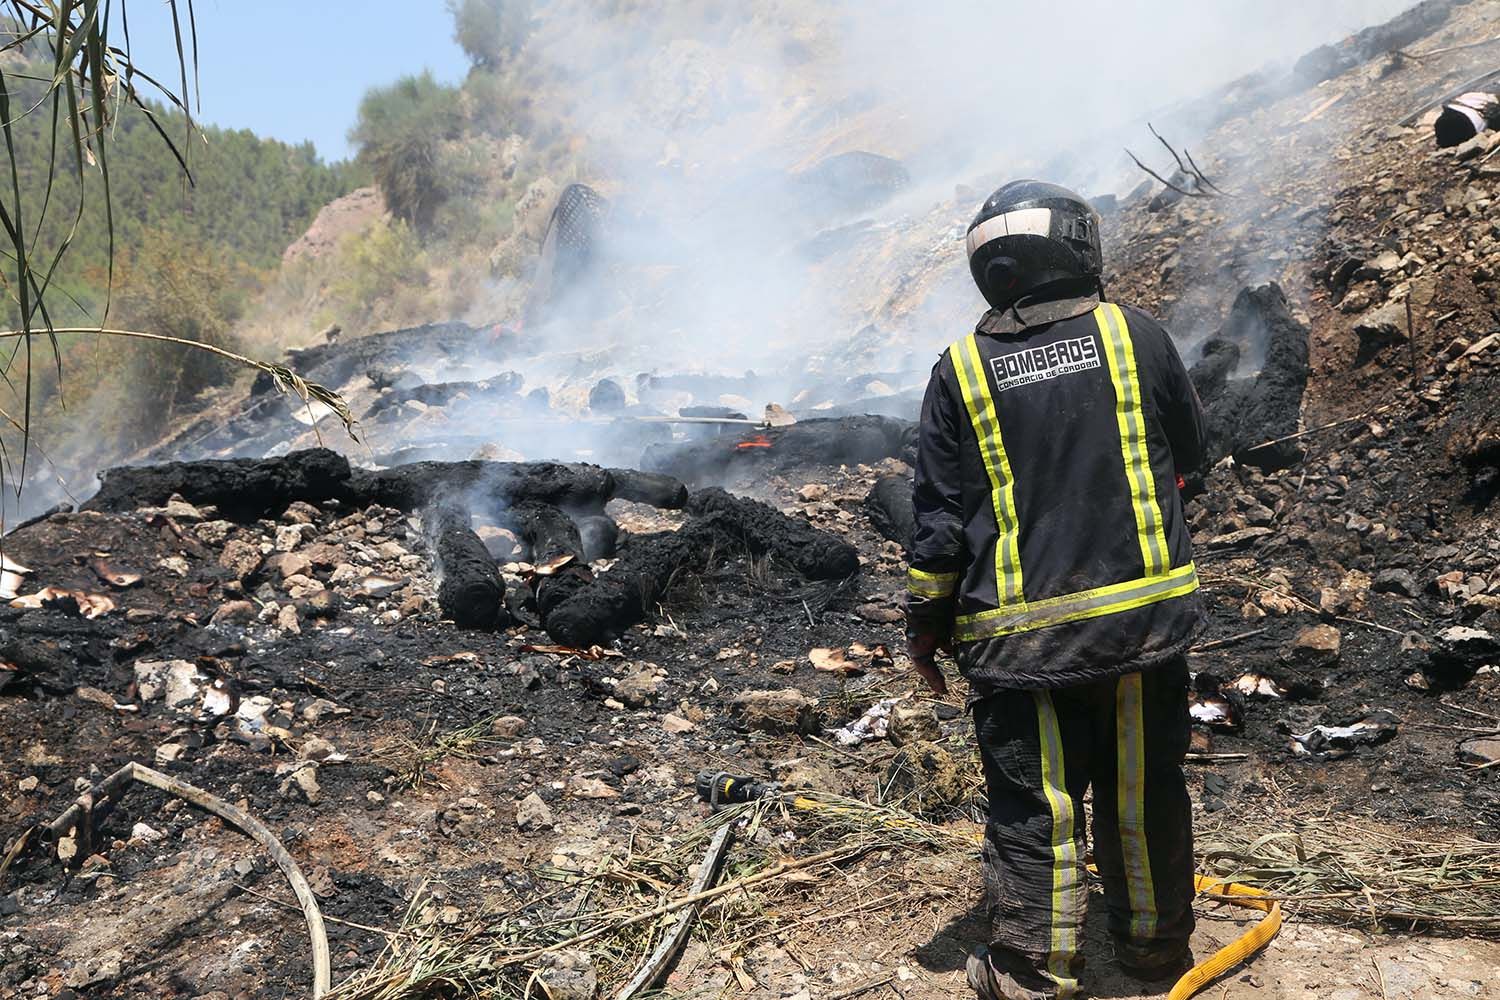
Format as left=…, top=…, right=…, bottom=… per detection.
left=0, top=1, right=198, bottom=493
left=0, top=1, right=352, bottom=517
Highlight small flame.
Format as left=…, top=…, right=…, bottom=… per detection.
left=736, top=435, right=773, bottom=450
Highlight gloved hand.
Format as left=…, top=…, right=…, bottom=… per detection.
left=908, top=629, right=950, bottom=696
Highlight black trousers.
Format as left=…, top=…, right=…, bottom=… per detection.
left=972, top=658, right=1195, bottom=996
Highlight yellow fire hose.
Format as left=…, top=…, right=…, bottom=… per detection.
left=780, top=795, right=1281, bottom=999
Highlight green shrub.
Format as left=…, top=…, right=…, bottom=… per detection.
left=350, top=73, right=465, bottom=230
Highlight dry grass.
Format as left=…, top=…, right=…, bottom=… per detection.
left=1197, top=814, right=1500, bottom=932
left=371, top=715, right=512, bottom=790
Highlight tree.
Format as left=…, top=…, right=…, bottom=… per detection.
left=349, top=72, right=465, bottom=230
left=448, top=0, right=534, bottom=69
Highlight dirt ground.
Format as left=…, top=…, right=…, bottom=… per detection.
left=8, top=3, right=1500, bottom=999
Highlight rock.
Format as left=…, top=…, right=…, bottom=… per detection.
left=569, top=776, right=619, bottom=799
left=277, top=604, right=302, bottom=634
left=1319, top=569, right=1370, bottom=615
left=300, top=735, right=336, bottom=761
left=274, top=524, right=306, bottom=552
left=881, top=741, right=964, bottom=816
left=218, top=539, right=263, bottom=581
left=18, top=775, right=38, bottom=793
left=74, top=686, right=116, bottom=710
left=1288, top=624, right=1341, bottom=667
left=615, top=667, right=662, bottom=708
left=163, top=497, right=204, bottom=521
left=1373, top=568, right=1419, bottom=597
left=537, top=950, right=598, bottom=1000
left=1353, top=301, right=1409, bottom=361
left=1435, top=625, right=1499, bottom=659
left=209, top=600, right=257, bottom=625
left=134, top=659, right=206, bottom=710
left=1206, top=526, right=1274, bottom=550
left=662, top=713, right=696, bottom=734
left=154, top=743, right=184, bottom=767
left=1366, top=250, right=1402, bottom=276
left=887, top=702, right=941, bottom=747
left=1458, top=737, right=1500, bottom=766
left=728, top=688, right=821, bottom=735
left=798, top=483, right=830, bottom=502
left=491, top=715, right=527, bottom=739
left=516, top=791, right=554, bottom=831
left=271, top=552, right=313, bottom=580
left=1435, top=570, right=1472, bottom=599
left=283, top=501, right=322, bottom=524
left=281, top=763, right=320, bottom=803
left=130, top=822, right=166, bottom=844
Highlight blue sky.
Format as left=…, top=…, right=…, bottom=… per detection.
left=108, top=1, right=470, bottom=162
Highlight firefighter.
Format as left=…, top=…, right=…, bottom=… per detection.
left=905, top=180, right=1207, bottom=999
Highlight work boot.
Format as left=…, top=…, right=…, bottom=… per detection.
left=1115, top=940, right=1193, bottom=982
left=965, top=946, right=1061, bottom=1000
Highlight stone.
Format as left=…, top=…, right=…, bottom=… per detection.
left=300, top=735, right=336, bottom=761
left=569, top=776, right=619, bottom=799
left=1435, top=625, right=1499, bottom=660
left=516, top=791, right=554, bottom=831
left=1206, top=526, right=1274, bottom=550
left=154, top=743, right=184, bottom=767
left=293, top=542, right=338, bottom=569
left=1288, top=624, right=1341, bottom=667
left=798, top=484, right=829, bottom=502
left=130, top=822, right=166, bottom=844
left=1319, top=569, right=1370, bottom=616
left=887, top=702, right=941, bottom=747
left=74, top=686, right=116, bottom=710
left=537, top=950, right=598, bottom=1000
left=163, top=497, right=204, bottom=521
left=274, top=524, right=306, bottom=552
left=281, top=763, right=320, bottom=804
left=1353, top=301, right=1409, bottom=356
left=209, top=600, right=257, bottom=625
left=277, top=604, right=302, bottom=634
left=18, top=775, right=39, bottom=793
left=1373, top=568, right=1419, bottom=597
left=272, top=552, right=313, bottom=580
left=615, top=667, right=662, bottom=708
left=491, top=715, right=527, bottom=739
left=728, top=689, right=821, bottom=735
left=282, top=501, right=321, bottom=524
left=1458, top=737, right=1500, bottom=766
left=1434, top=570, right=1469, bottom=599
left=218, top=539, right=263, bottom=581
left=662, top=713, right=696, bottom=734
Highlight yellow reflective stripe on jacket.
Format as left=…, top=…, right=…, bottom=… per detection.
left=953, top=564, right=1199, bottom=642
left=1093, top=303, right=1170, bottom=575
left=906, top=567, right=959, bottom=598
left=950, top=335, right=1024, bottom=605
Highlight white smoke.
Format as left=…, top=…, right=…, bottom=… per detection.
left=490, top=0, right=1420, bottom=405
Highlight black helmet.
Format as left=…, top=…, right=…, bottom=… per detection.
left=966, top=179, right=1103, bottom=312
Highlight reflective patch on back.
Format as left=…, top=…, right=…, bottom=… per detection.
left=987, top=335, right=1102, bottom=392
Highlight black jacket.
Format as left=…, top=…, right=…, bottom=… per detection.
left=905, top=296, right=1207, bottom=691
